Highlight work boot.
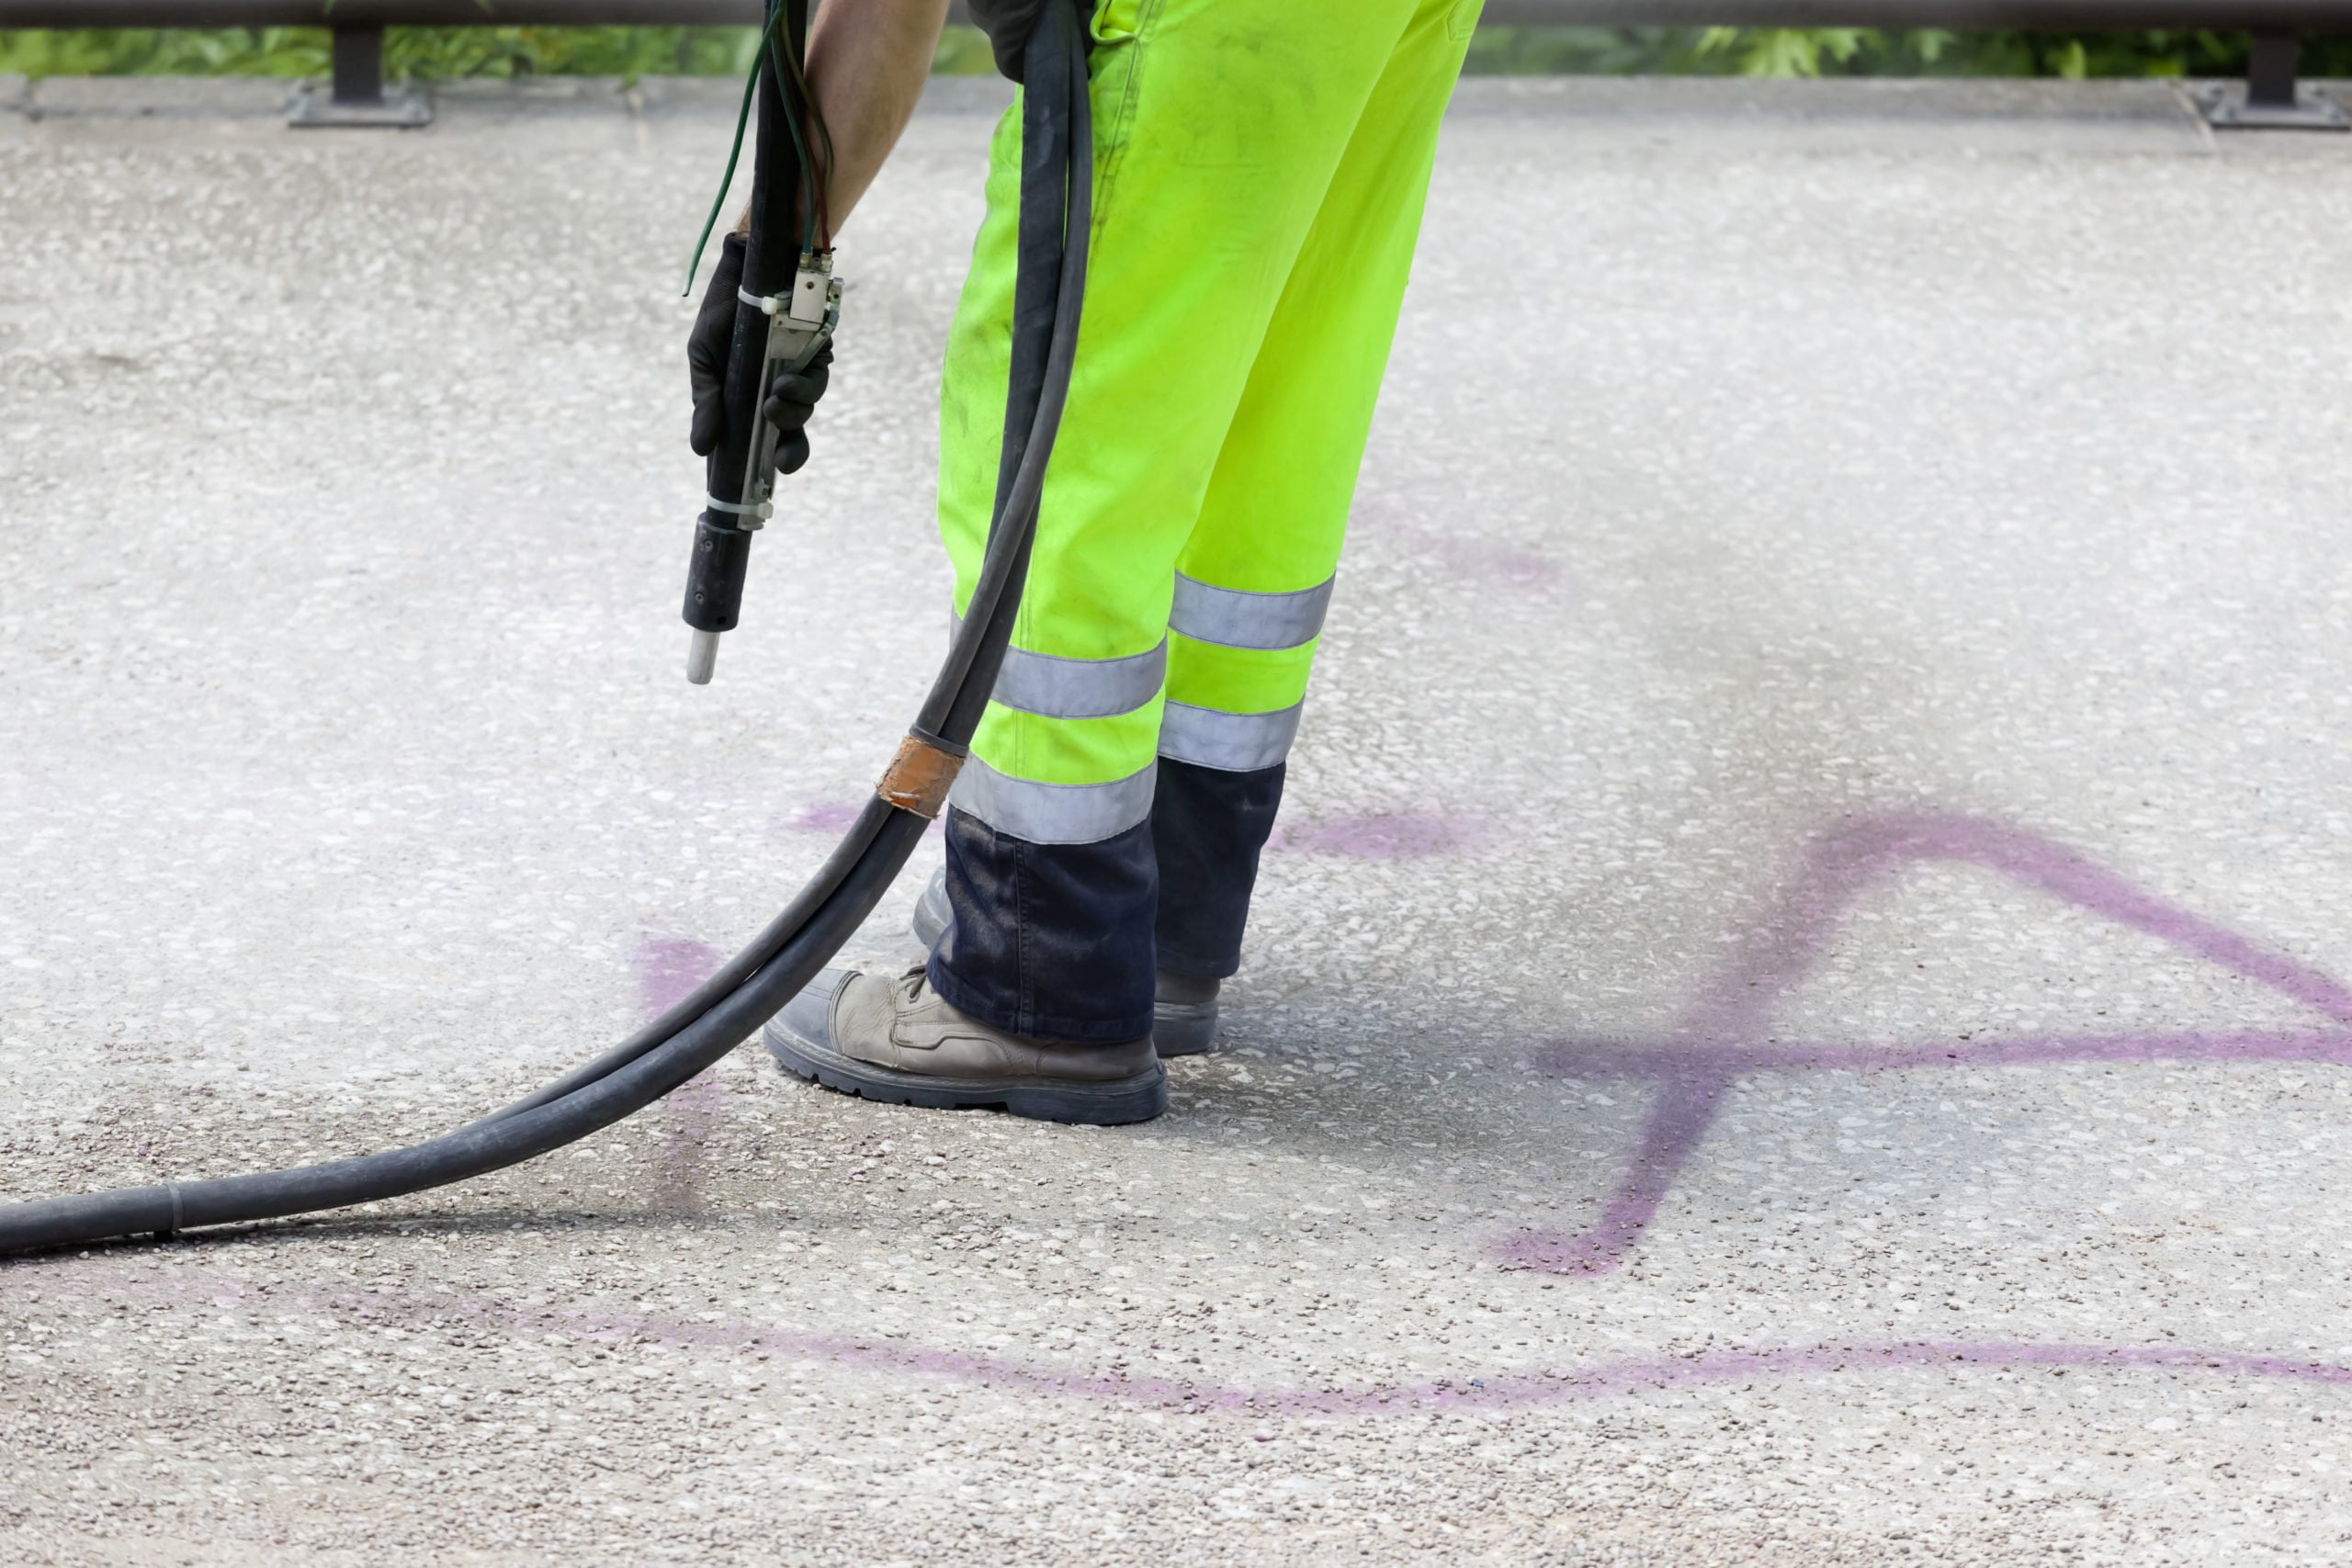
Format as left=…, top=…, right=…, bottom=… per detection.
left=911, top=866, right=955, bottom=952
left=1150, top=969, right=1221, bottom=1057
left=910, top=868, right=1224, bottom=1055
left=765, top=964, right=1166, bottom=1125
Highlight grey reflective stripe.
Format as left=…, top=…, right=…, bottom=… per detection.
left=1158, top=701, right=1303, bottom=773
left=1169, top=572, right=1335, bottom=651
left=948, top=756, right=1157, bottom=845
left=951, top=615, right=1165, bottom=720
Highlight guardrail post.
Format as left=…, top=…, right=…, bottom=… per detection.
left=287, top=21, right=434, bottom=128
left=2196, top=31, right=2347, bottom=130
left=333, top=24, right=387, bottom=107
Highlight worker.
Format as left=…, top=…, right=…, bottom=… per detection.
left=693, top=0, right=1484, bottom=1125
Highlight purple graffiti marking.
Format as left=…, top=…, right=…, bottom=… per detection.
left=1348, top=498, right=1562, bottom=591
left=1497, top=810, right=2352, bottom=1277
left=19, top=811, right=2347, bottom=1431
left=637, top=936, right=727, bottom=1214
left=784, top=802, right=863, bottom=834
left=786, top=800, right=945, bottom=839
left=1412, top=531, right=1560, bottom=589
left=1275, top=811, right=1494, bottom=861
left=28, top=1263, right=2352, bottom=1417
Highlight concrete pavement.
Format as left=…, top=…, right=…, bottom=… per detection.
left=4, top=73, right=2352, bottom=1564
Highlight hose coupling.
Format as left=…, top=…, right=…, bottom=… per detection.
left=876, top=732, right=967, bottom=819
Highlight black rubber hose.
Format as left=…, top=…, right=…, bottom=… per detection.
left=930, top=34, right=1072, bottom=743
left=476, top=798, right=891, bottom=1127
left=481, top=2, right=1092, bottom=1131
left=0, top=0, right=1093, bottom=1258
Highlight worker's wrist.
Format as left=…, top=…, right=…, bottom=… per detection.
left=731, top=201, right=822, bottom=245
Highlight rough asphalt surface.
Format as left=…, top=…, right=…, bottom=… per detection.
left=5, top=71, right=2352, bottom=1565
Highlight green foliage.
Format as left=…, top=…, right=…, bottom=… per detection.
left=1464, top=25, right=2352, bottom=79
left=6, top=22, right=2352, bottom=84
left=0, top=26, right=323, bottom=78
left=0, top=23, right=1004, bottom=82
left=0, top=24, right=763, bottom=82
left=1702, top=25, right=1868, bottom=76
left=377, top=26, right=763, bottom=82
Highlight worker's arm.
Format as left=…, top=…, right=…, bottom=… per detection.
left=698, top=0, right=949, bottom=468
left=736, top=0, right=954, bottom=241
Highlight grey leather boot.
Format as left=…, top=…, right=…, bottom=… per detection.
left=910, top=868, right=1224, bottom=1056
left=766, top=965, right=1166, bottom=1125
left=1148, top=970, right=1220, bottom=1056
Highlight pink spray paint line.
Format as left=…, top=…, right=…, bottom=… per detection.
left=783, top=802, right=864, bottom=834
left=1403, top=528, right=1561, bottom=589
left=1498, top=810, right=2352, bottom=1278
left=28, top=1262, right=2352, bottom=1418
left=1274, top=811, right=1496, bottom=862
left=785, top=799, right=944, bottom=839
left=637, top=935, right=727, bottom=1215
left=1348, top=499, right=1564, bottom=591
left=24, top=814, right=2348, bottom=1425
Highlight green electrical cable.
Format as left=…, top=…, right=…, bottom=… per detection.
left=768, top=25, right=821, bottom=255
left=680, top=0, right=809, bottom=295
left=778, top=31, right=833, bottom=248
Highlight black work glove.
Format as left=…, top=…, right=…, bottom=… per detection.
left=762, top=339, right=831, bottom=479
left=688, top=232, right=833, bottom=479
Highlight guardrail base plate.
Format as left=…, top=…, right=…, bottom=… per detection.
left=2195, top=84, right=2348, bottom=131
left=287, top=84, right=433, bottom=129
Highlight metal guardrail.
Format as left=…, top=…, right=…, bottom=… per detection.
left=4, top=1, right=2352, bottom=23
left=2, top=0, right=2346, bottom=128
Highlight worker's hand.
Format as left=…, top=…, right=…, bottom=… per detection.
left=763, top=343, right=831, bottom=479
left=688, top=232, right=832, bottom=477
left=686, top=233, right=747, bottom=459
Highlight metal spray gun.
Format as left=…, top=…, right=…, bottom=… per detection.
left=680, top=0, right=840, bottom=686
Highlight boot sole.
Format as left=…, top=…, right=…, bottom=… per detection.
left=763, top=1018, right=1168, bottom=1126
left=912, top=888, right=1219, bottom=1057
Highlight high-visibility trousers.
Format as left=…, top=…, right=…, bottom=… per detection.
left=928, top=0, right=1481, bottom=1043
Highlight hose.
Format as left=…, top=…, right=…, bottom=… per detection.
left=0, top=0, right=1093, bottom=1257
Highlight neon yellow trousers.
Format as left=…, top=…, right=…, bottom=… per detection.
left=937, top=0, right=1480, bottom=844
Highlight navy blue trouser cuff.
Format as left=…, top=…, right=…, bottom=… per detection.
left=925, top=760, right=1288, bottom=1044
left=928, top=808, right=1159, bottom=1043
left=1152, top=758, right=1285, bottom=979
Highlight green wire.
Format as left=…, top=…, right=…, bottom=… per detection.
left=686, top=2, right=823, bottom=297
left=768, top=25, right=820, bottom=255
left=777, top=29, right=832, bottom=252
